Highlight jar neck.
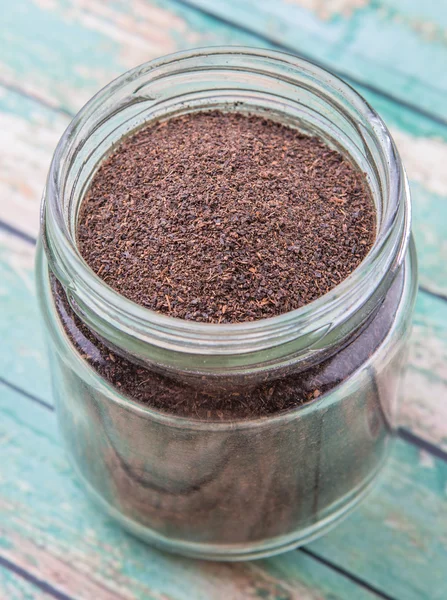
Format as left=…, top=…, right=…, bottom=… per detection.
left=42, top=47, right=410, bottom=378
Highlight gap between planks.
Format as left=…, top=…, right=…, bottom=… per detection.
left=0, top=77, right=73, bottom=119
left=0, top=547, right=397, bottom=600
left=0, top=554, right=75, bottom=600
left=299, top=549, right=396, bottom=600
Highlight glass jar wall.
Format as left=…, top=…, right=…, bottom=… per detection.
left=37, top=48, right=417, bottom=559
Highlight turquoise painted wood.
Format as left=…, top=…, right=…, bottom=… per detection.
left=311, top=440, right=447, bottom=600
left=1, top=379, right=447, bottom=600
left=1, top=232, right=447, bottom=597
left=0, top=382, right=384, bottom=600
left=1, top=0, right=447, bottom=597
left=0, top=0, right=260, bottom=115
left=188, top=0, right=447, bottom=121
left=0, top=566, right=48, bottom=600
left=0, top=380, right=447, bottom=600
left=1, top=0, right=447, bottom=294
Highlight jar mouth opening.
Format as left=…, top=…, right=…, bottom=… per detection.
left=44, top=46, right=410, bottom=359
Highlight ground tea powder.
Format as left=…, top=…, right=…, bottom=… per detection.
left=55, top=110, right=383, bottom=419
left=78, top=111, right=375, bottom=323
left=53, top=270, right=402, bottom=418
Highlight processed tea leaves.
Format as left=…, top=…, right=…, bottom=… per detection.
left=53, top=271, right=403, bottom=419
left=61, top=110, right=384, bottom=419
left=78, top=111, right=375, bottom=323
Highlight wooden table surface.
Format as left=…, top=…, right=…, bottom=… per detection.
left=1, top=1, right=446, bottom=598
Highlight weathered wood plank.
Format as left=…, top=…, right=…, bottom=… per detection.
left=0, top=565, right=49, bottom=600
left=3, top=0, right=447, bottom=129
left=187, top=0, right=447, bottom=121
left=1, top=1, right=445, bottom=598
left=309, top=438, right=447, bottom=600
left=400, top=290, right=447, bottom=448
left=1, top=380, right=446, bottom=599
left=0, top=88, right=68, bottom=238
left=1, top=1, right=447, bottom=294
left=0, top=234, right=51, bottom=402
left=0, top=382, right=381, bottom=600
left=0, top=0, right=258, bottom=115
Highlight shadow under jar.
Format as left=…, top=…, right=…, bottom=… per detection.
left=36, top=47, right=417, bottom=560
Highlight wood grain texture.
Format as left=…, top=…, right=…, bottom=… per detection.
left=0, top=382, right=382, bottom=600
left=0, top=565, right=49, bottom=600
left=400, top=291, right=447, bottom=448
left=1, top=380, right=446, bottom=600
left=0, top=88, right=67, bottom=238
left=187, top=0, right=447, bottom=121
left=1, top=0, right=446, bottom=597
left=0, top=0, right=258, bottom=115
left=1, top=0, right=446, bottom=295
left=310, top=438, right=447, bottom=600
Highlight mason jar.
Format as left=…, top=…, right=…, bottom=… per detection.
left=36, top=47, right=417, bottom=560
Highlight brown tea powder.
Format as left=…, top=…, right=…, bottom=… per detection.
left=52, top=270, right=403, bottom=418
left=78, top=111, right=375, bottom=323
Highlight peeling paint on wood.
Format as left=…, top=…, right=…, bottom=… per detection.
left=0, top=392, right=374, bottom=600
left=0, top=565, right=48, bottom=600
left=400, top=290, right=447, bottom=449
left=0, top=527, right=138, bottom=600
left=391, top=128, right=447, bottom=196
left=286, top=0, right=370, bottom=20
left=0, top=90, right=68, bottom=237
left=0, top=0, right=256, bottom=115
left=0, top=235, right=50, bottom=401
left=410, top=183, right=447, bottom=297
left=1, top=381, right=445, bottom=599
left=187, top=0, right=447, bottom=120
left=1, top=0, right=447, bottom=597
left=67, top=0, right=187, bottom=69
left=309, top=440, right=447, bottom=600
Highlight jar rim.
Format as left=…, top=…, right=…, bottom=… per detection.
left=43, top=46, right=411, bottom=363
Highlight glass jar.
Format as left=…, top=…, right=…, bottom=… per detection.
left=36, top=47, right=417, bottom=560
